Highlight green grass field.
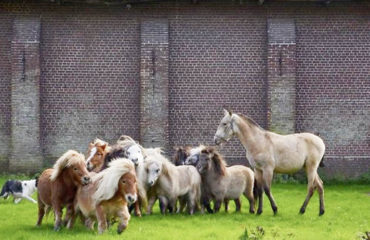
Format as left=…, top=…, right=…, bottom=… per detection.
left=0, top=176, right=368, bottom=240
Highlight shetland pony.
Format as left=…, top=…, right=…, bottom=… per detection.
left=75, top=158, right=137, bottom=234
left=214, top=109, right=326, bottom=215
left=86, top=138, right=110, bottom=173
left=146, top=149, right=201, bottom=215
left=197, top=147, right=255, bottom=213
left=36, top=150, right=91, bottom=231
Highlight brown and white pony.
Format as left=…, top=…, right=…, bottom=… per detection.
left=36, top=150, right=91, bottom=231
left=75, top=158, right=137, bottom=234
left=214, top=109, right=326, bottom=215
left=86, top=138, right=111, bottom=173
left=146, top=148, right=201, bottom=215
left=197, top=147, right=255, bottom=213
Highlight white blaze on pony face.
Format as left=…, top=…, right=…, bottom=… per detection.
left=147, top=161, right=162, bottom=186
left=86, top=147, right=97, bottom=171
left=126, top=145, right=144, bottom=166
left=214, top=109, right=235, bottom=145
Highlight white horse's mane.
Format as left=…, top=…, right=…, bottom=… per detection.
left=189, top=145, right=206, bottom=156
left=92, top=158, right=135, bottom=204
left=50, top=150, right=85, bottom=181
left=145, top=148, right=174, bottom=173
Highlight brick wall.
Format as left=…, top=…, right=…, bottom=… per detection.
left=0, top=1, right=368, bottom=178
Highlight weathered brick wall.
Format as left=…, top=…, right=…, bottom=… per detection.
left=0, top=13, right=12, bottom=172
left=39, top=6, right=141, bottom=164
left=0, top=1, right=368, bottom=178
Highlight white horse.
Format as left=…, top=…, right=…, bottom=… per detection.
left=214, top=109, right=326, bottom=215
left=145, top=148, right=201, bottom=215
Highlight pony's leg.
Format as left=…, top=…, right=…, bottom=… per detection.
left=117, top=205, right=130, bottom=234
left=262, top=168, right=278, bottom=215
left=299, top=167, right=316, bottom=214
left=96, top=205, right=107, bottom=234
left=147, top=195, right=157, bottom=214
left=224, top=199, right=229, bottom=212
left=53, top=206, right=63, bottom=231
left=234, top=198, right=241, bottom=212
left=178, top=197, right=187, bottom=213
left=66, top=206, right=77, bottom=229
left=214, top=199, right=222, bottom=213
left=134, top=200, right=142, bottom=217
left=63, top=204, right=74, bottom=228
left=244, top=184, right=255, bottom=214
left=255, top=169, right=264, bottom=215
left=316, top=174, right=325, bottom=216
left=36, top=200, right=45, bottom=226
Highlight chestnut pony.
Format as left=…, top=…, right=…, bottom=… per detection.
left=36, top=150, right=91, bottom=231
left=86, top=138, right=110, bottom=173
left=75, top=158, right=137, bottom=234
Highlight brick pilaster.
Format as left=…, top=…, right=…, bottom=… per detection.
left=267, top=19, right=296, bottom=134
left=140, top=19, right=169, bottom=152
left=9, top=16, right=42, bottom=173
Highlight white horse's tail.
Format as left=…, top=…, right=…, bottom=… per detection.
left=319, top=155, right=325, bottom=167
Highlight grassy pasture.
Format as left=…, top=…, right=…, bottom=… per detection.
left=0, top=175, right=368, bottom=240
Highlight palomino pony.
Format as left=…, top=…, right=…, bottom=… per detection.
left=214, top=109, right=326, bottom=215
left=36, top=150, right=91, bottom=231
left=197, top=146, right=255, bottom=213
left=75, top=158, right=137, bottom=234
left=146, top=148, right=201, bottom=215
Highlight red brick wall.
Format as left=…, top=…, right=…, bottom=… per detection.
left=0, top=1, right=368, bottom=177
left=168, top=4, right=267, bottom=163
left=39, top=6, right=141, bottom=162
left=0, top=13, right=12, bottom=171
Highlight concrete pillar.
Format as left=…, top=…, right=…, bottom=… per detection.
left=140, top=19, right=169, bottom=152
left=9, top=16, right=42, bottom=173
left=266, top=19, right=297, bottom=134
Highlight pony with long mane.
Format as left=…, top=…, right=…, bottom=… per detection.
left=197, top=146, right=255, bottom=213
left=75, top=158, right=137, bottom=234
left=214, top=109, right=326, bottom=215
left=37, top=150, right=91, bottom=231
left=146, top=148, right=201, bottom=215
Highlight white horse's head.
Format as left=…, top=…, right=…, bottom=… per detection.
left=126, top=144, right=144, bottom=167
left=214, top=109, right=235, bottom=145
left=146, top=160, right=162, bottom=186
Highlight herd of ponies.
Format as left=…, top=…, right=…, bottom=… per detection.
left=34, top=109, right=326, bottom=234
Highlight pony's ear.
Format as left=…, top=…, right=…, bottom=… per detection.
left=100, top=144, right=107, bottom=151
left=223, top=108, right=232, bottom=116
left=89, top=142, right=94, bottom=148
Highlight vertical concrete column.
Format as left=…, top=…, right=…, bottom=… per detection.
left=9, top=16, right=42, bottom=173
left=140, top=19, right=169, bottom=152
left=267, top=19, right=296, bottom=134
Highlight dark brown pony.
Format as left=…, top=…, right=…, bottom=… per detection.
left=75, top=158, right=137, bottom=234
left=36, top=150, right=91, bottom=231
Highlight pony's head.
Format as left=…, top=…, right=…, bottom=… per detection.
left=93, top=158, right=137, bottom=204
left=184, top=145, right=206, bottom=166
left=173, top=146, right=190, bottom=166
left=214, top=109, right=235, bottom=145
left=116, top=135, right=145, bottom=167
left=197, top=147, right=226, bottom=176
left=146, top=159, right=163, bottom=186
left=50, top=150, right=91, bottom=186
left=86, top=142, right=108, bottom=172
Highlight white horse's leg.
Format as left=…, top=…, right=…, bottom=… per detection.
left=255, top=169, right=264, bottom=215
left=315, top=174, right=325, bottom=215
left=300, top=168, right=316, bottom=214
left=262, top=168, right=278, bottom=215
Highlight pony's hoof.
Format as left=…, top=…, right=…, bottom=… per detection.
left=299, top=208, right=306, bottom=214
left=272, top=206, right=278, bottom=215
left=249, top=209, right=255, bottom=214
left=54, top=226, right=61, bottom=232
left=117, top=224, right=127, bottom=234
left=319, top=209, right=325, bottom=216
left=257, top=209, right=263, bottom=215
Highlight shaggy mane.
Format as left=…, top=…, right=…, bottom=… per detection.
left=92, top=158, right=135, bottom=204
left=145, top=148, right=174, bottom=176
left=50, top=150, right=85, bottom=181
left=202, top=147, right=227, bottom=176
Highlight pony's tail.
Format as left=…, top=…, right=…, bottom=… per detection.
left=319, top=155, right=325, bottom=167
